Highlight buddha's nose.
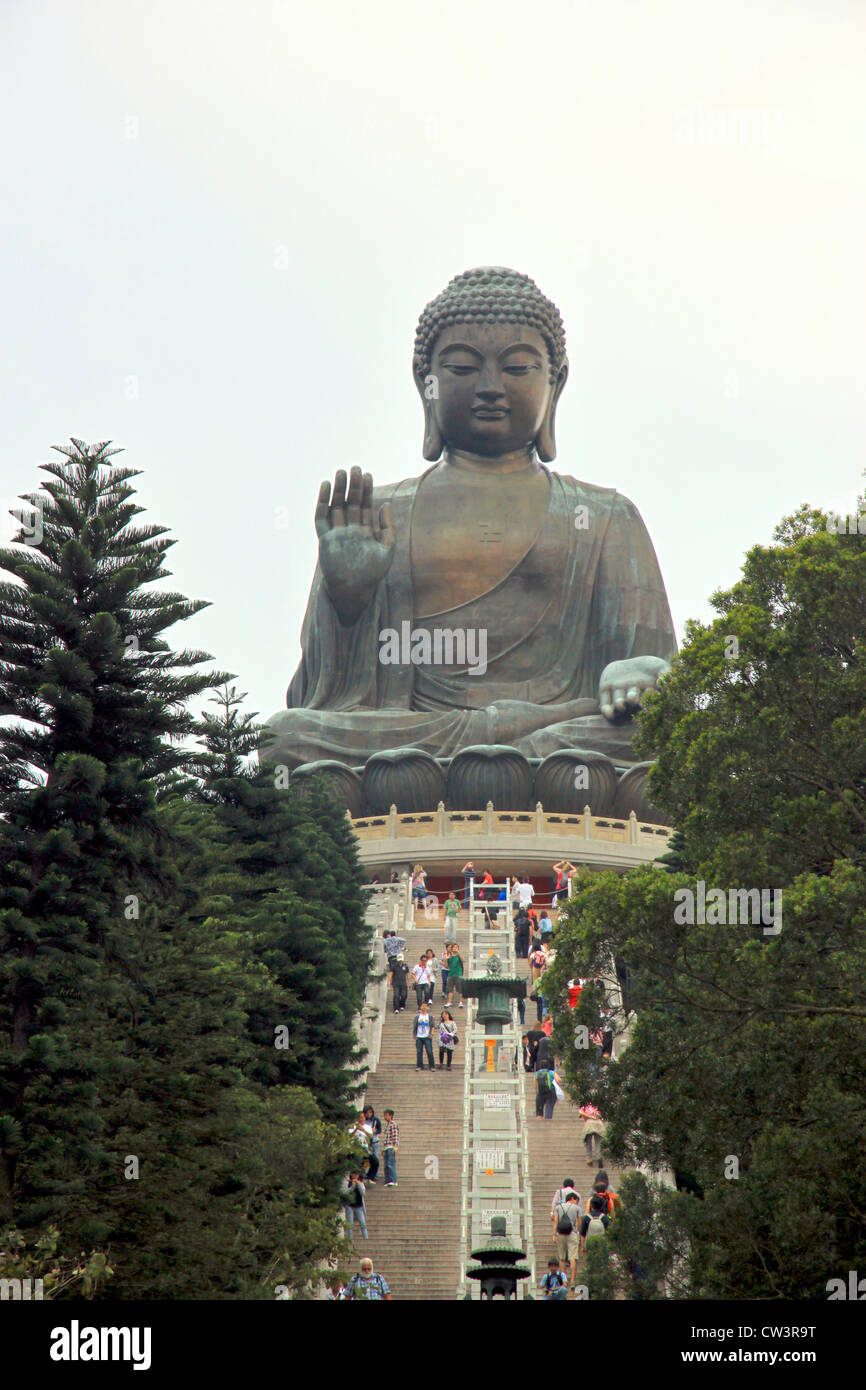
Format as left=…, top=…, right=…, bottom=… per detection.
left=476, top=365, right=506, bottom=400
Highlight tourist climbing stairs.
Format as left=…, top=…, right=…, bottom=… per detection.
left=514, top=952, right=623, bottom=1297
left=356, top=887, right=623, bottom=1299
left=360, top=913, right=470, bottom=1299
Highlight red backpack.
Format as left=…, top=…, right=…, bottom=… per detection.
left=594, top=1188, right=619, bottom=1217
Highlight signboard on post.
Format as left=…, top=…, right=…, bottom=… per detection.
left=483, top=1092, right=511, bottom=1110
left=475, top=1149, right=506, bottom=1171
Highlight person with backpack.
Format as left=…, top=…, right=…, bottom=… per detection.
left=529, top=947, right=547, bottom=1024
left=538, top=1258, right=569, bottom=1301
left=437, top=1009, right=459, bottom=1070
left=529, top=942, right=547, bottom=987
left=514, top=908, right=531, bottom=959
left=579, top=1195, right=610, bottom=1255
left=392, top=954, right=410, bottom=1012
left=382, top=930, right=406, bottom=987
left=535, top=1065, right=561, bottom=1120
left=534, top=1035, right=553, bottom=1072
left=341, top=1171, right=368, bottom=1241
left=593, top=1177, right=621, bottom=1218
left=344, top=1258, right=391, bottom=1300
left=551, top=1191, right=581, bottom=1285
left=413, top=1000, right=435, bottom=1071
left=525, top=1023, right=545, bottom=1071
left=550, top=1178, right=580, bottom=1213
left=382, top=931, right=394, bottom=989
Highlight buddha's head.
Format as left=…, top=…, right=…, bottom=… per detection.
left=413, top=267, right=569, bottom=462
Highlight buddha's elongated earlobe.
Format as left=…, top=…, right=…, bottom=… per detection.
left=421, top=404, right=445, bottom=461
left=414, top=356, right=444, bottom=461
left=536, top=359, right=569, bottom=463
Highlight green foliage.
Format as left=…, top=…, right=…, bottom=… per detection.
left=583, top=1228, right=618, bottom=1301
left=0, top=440, right=226, bottom=1240
left=634, top=509, right=866, bottom=884
left=193, top=691, right=370, bottom=1120
left=0, top=1224, right=113, bottom=1298
left=547, top=502, right=866, bottom=1298
left=0, top=443, right=359, bottom=1298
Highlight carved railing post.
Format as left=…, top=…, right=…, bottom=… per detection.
left=437, top=799, right=447, bottom=837
left=583, top=803, right=593, bottom=840
left=485, top=800, right=494, bottom=835
left=629, top=810, right=638, bottom=844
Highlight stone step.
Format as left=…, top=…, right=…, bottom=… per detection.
left=356, top=914, right=620, bottom=1299
left=358, top=932, right=468, bottom=1300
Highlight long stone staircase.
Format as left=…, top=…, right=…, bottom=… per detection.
left=356, top=900, right=622, bottom=1299
left=360, top=916, right=469, bottom=1299
left=514, top=955, right=622, bottom=1292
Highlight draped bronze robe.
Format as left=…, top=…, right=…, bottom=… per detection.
left=264, top=466, right=676, bottom=769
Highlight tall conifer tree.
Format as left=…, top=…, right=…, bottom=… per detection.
left=0, top=439, right=225, bottom=1247
left=193, top=687, right=370, bottom=1119
left=1, top=447, right=360, bottom=1293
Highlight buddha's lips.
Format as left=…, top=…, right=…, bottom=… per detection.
left=472, top=407, right=509, bottom=419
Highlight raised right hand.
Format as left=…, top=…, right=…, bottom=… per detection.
left=316, top=466, right=396, bottom=623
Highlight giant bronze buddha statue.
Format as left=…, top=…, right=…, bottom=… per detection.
left=264, top=267, right=676, bottom=815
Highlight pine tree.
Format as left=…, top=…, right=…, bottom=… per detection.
left=93, top=792, right=349, bottom=1298
left=193, top=690, right=370, bottom=1120
left=655, top=825, right=690, bottom=873
left=0, top=439, right=225, bottom=1248
left=0, top=444, right=359, bottom=1295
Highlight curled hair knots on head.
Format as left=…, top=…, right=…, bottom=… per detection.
left=414, top=267, right=566, bottom=385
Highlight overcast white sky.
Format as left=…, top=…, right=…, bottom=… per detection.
left=2, top=0, right=864, bottom=729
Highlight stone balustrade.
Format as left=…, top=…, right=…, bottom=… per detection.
left=351, top=800, right=671, bottom=875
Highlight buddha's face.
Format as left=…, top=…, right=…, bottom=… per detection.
left=426, top=322, right=558, bottom=458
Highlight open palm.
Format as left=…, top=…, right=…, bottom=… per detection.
left=317, top=466, right=396, bottom=622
